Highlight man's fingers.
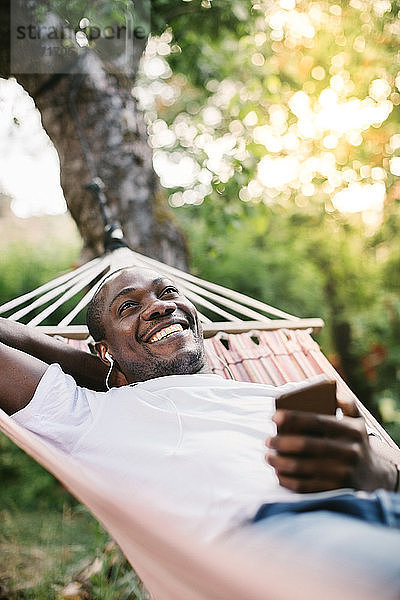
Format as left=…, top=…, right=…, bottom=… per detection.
left=275, top=473, right=344, bottom=493
left=267, top=408, right=375, bottom=493
left=266, top=450, right=353, bottom=481
left=266, top=434, right=363, bottom=462
left=273, top=409, right=366, bottom=441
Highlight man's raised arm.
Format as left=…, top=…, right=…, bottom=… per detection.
left=0, top=318, right=109, bottom=415
left=0, top=341, right=48, bottom=415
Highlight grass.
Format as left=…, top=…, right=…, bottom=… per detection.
left=0, top=506, right=96, bottom=600
left=0, top=506, right=103, bottom=598
left=0, top=505, right=147, bottom=600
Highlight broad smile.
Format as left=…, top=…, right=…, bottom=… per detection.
left=148, top=323, right=184, bottom=343
left=143, top=320, right=190, bottom=344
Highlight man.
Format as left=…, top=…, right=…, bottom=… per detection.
left=1, top=266, right=400, bottom=588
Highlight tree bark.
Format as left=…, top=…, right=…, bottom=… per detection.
left=0, top=1, right=188, bottom=269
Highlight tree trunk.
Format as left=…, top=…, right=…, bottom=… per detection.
left=0, top=1, right=188, bottom=269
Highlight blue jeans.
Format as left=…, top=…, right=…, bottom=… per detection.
left=253, top=489, right=400, bottom=527
left=247, top=490, right=400, bottom=597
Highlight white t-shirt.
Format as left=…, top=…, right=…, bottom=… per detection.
left=12, top=364, right=343, bottom=540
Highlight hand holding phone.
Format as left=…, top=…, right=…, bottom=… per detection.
left=266, top=376, right=377, bottom=493
left=275, top=376, right=337, bottom=415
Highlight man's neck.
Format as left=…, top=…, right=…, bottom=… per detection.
left=124, top=358, right=211, bottom=385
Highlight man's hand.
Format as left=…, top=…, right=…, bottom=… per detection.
left=265, top=400, right=397, bottom=493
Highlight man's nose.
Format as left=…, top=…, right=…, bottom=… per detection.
left=141, top=299, right=177, bottom=321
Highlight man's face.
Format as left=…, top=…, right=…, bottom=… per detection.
left=97, top=267, right=207, bottom=383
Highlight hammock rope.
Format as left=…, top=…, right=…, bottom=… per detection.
left=0, top=247, right=324, bottom=337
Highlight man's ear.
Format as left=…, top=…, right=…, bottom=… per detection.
left=95, top=342, right=110, bottom=365
left=94, top=342, right=128, bottom=388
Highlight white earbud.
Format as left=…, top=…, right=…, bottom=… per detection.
left=104, top=351, right=114, bottom=391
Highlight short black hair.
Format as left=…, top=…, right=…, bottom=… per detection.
left=86, top=284, right=107, bottom=342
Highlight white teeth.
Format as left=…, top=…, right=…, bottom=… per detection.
left=148, top=323, right=184, bottom=343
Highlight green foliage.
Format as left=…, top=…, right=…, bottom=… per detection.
left=175, top=194, right=400, bottom=430
left=0, top=237, right=82, bottom=514
left=35, top=0, right=253, bottom=72
left=0, top=239, right=77, bottom=302
left=39, top=0, right=136, bottom=26
left=0, top=432, right=74, bottom=512
left=179, top=197, right=326, bottom=317
left=0, top=237, right=82, bottom=325
left=133, top=0, right=400, bottom=435
left=146, top=0, right=400, bottom=211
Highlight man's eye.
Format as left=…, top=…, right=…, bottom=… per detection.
left=118, top=301, right=138, bottom=315
left=162, top=286, right=178, bottom=296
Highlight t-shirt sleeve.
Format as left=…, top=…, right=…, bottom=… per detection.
left=11, top=363, right=94, bottom=453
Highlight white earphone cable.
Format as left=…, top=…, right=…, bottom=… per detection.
left=105, top=355, right=114, bottom=390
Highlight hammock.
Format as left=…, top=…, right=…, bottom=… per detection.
left=0, top=246, right=398, bottom=600
left=0, top=246, right=324, bottom=337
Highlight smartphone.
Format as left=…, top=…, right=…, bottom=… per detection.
left=275, top=377, right=337, bottom=415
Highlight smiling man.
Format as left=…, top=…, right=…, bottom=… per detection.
left=87, top=267, right=207, bottom=383
left=1, top=265, right=400, bottom=593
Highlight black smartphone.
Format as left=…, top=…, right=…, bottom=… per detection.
left=275, top=378, right=337, bottom=415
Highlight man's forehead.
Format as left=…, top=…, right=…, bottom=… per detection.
left=102, top=267, right=174, bottom=297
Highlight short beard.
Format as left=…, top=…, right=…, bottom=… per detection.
left=124, top=347, right=208, bottom=383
